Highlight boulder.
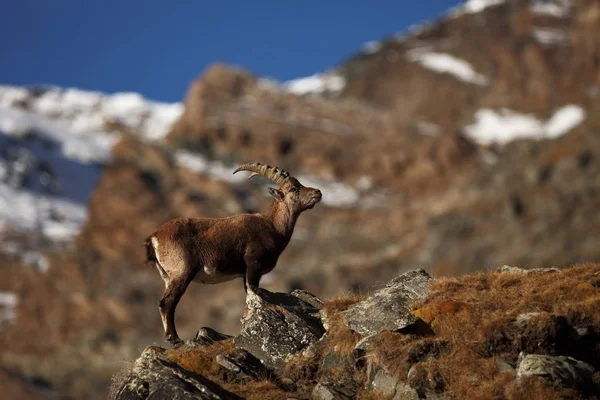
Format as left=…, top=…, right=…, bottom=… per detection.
left=342, top=269, right=432, bottom=337
left=311, top=381, right=355, bottom=400
left=113, top=346, right=241, bottom=400
left=516, top=353, right=595, bottom=389
left=367, top=369, right=419, bottom=400
left=190, top=327, right=233, bottom=347
left=235, top=288, right=325, bottom=370
left=215, top=348, right=270, bottom=382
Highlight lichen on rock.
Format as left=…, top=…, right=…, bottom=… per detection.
left=342, top=269, right=432, bottom=337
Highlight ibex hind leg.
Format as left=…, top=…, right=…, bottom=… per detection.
left=155, top=262, right=169, bottom=284
left=159, top=274, right=192, bottom=347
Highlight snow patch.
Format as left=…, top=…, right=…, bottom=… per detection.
left=297, top=176, right=359, bottom=208
left=0, top=183, right=87, bottom=241
left=545, top=105, right=586, bottom=138
left=531, top=28, right=569, bottom=46
left=283, top=73, right=346, bottom=96
left=0, top=85, right=185, bottom=242
left=0, top=291, right=18, bottom=325
left=0, top=86, right=183, bottom=142
left=451, top=0, right=506, bottom=16
left=174, top=151, right=247, bottom=183
left=465, top=105, right=586, bottom=145
left=362, top=40, right=383, bottom=54
left=0, top=241, right=49, bottom=272
left=406, top=49, right=489, bottom=86
left=175, top=151, right=364, bottom=208
left=0, top=106, right=115, bottom=165
left=531, top=0, right=572, bottom=17
left=416, top=122, right=442, bottom=137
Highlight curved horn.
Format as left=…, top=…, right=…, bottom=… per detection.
left=233, top=162, right=290, bottom=185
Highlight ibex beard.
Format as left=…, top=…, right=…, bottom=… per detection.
left=144, top=162, right=322, bottom=346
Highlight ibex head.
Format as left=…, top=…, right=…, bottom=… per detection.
left=234, top=162, right=322, bottom=213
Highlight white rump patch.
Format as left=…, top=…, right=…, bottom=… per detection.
left=151, top=236, right=162, bottom=265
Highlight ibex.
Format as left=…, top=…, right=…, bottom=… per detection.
left=144, top=162, right=322, bottom=346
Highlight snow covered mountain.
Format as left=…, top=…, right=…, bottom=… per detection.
left=0, top=86, right=183, bottom=246
left=0, top=81, right=361, bottom=248
left=0, top=0, right=590, bottom=258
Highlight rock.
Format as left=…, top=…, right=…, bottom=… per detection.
left=516, top=353, right=595, bottom=389
left=497, top=265, right=560, bottom=274
left=311, top=381, right=355, bottom=400
left=513, top=312, right=577, bottom=355
left=368, top=369, right=419, bottom=400
left=215, top=348, right=270, bottom=382
left=406, top=362, right=446, bottom=395
left=190, top=327, right=233, bottom=347
left=291, top=289, right=324, bottom=310
left=353, top=334, right=382, bottom=352
left=113, top=346, right=241, bottom=400
left=496, top=357, right=515, bottom=374
left=235, top=288, right=325, bottom=370
left=320, top=351, right=345, bottom=375
left=342, top=269, right=432, bottom=337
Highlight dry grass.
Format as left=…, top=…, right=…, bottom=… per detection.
left=166, top=339, right=291, bottom=398
left=165, top=339, right=235, bottom=377
left=140, top=266, right=600, bottom=399
left=320, top=294, right=365, bottom=357
left=369, top=264, right=600, bottom=399
left=280, top=294, right=365, bottom=396
left=221, top=380, right=291, bottom=400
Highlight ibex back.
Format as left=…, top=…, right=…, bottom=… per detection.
left=144, top=162, right=322, bottom=346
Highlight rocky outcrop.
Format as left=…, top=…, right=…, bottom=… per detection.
left=342, top=269, right=432, bottom=337
left=234, top=288, right=325, bottom=369
left=516, top=353, right=595, bottom=389
left=112, top=346, right=241, bottom=400
left=366, top=369, right=419, bottom=400
left=110, top=265, right=600, bottom=400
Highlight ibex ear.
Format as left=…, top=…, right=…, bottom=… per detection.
left=268, top=187, right=284, bottom=201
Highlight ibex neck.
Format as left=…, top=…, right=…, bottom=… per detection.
left=266, top=201, right=298, bottom=239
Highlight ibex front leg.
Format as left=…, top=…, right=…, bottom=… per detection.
left=244, top=261, right=263, bottom=293
left=159, top=274, right=192, bottom=347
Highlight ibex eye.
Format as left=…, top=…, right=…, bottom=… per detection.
left=290, top=187, right=298, bottom=193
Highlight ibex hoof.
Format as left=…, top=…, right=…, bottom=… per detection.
left=166, top=335, right=184, bottom=348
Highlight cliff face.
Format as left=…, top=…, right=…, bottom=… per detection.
left=109, top=265, right=600, bottom=400
left=2, top=1, right=600, bottom=399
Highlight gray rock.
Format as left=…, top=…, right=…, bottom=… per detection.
left=514, top=312, right=543, bottom=329
left=497, top=265, right=560, bottom=274
left=311, top=381, right=355, bottom=400
left=516, top=353, right=595, bottom=388
left=184, top=327, right=232, bottom=348
left=195, top=327, right=232, bottom=344
left=235, top=288, right=325, bottom=370
left=291, top=289, right=324, bottom=310
left=215, top=348, right=270, bottom=382
left=369, top=369, right=419, bottom=400
left=496, top=357, right=515, bottom=374
left=320, top=351, right=344, bottom=375
left=353, top=334, right=381, bottom=352
left=113, top=346, right=241, bottom=400
left=342, top=269, right=432, bottom=337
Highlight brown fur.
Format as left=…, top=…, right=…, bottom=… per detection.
left=145, top=175, right=322, bottom=345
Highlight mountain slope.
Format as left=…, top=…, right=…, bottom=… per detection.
left=1, top=1, right=600, bottom=399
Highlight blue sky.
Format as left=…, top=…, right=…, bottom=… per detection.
left=1, top=1, right=460, bottom=102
